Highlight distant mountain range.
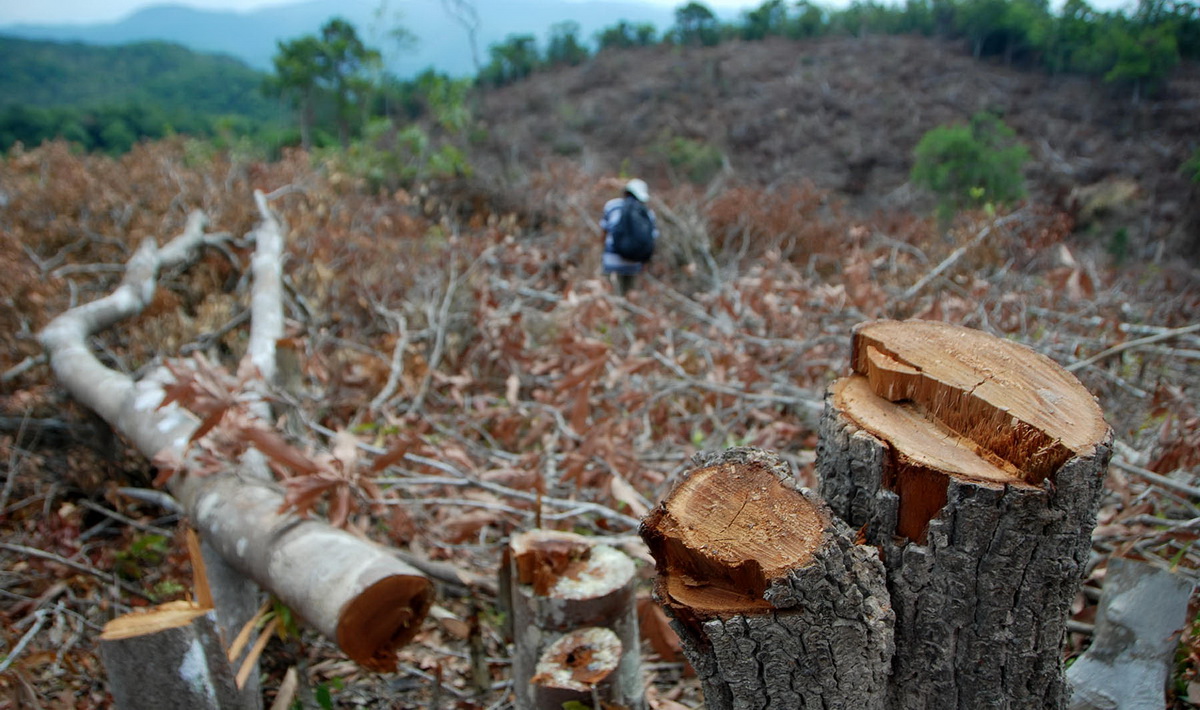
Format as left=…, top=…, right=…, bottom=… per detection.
left=0, top=0, right=689, bottom=78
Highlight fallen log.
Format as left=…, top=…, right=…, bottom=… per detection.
left=817, top=319, right=1112, bottom=709
left=38, top=203, right=433, bottom=674
left=506, top=529, right=644, bottom=710
left=1066, top=557, right=1196, bottom=710
left=640, top=448, right=893, bottom=710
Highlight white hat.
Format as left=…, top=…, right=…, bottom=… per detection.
left=625, top=178, right=649, bottom=202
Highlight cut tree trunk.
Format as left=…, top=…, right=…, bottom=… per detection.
left=817, top=319, right=1113, bottom=709
left=640, top=447, right=893, bottom=710
left=99, top=601, right=241, bottom=710
left=1065, top=557, right=1196, bottom=710
left=506, top=529, right=644, bottom=710
left=38, top=201, right=433, bottom=674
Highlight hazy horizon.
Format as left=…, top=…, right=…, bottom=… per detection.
left=0, top=0, right=1139, bottom=27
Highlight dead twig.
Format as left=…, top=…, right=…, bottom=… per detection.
left=1111, top=457, right=1200, bottom=500
left=0, top=542, right=152, bottom=600
left=898, top=210, right=1027, bottom=302
left=1, top=355, right=47, bottom=384
left=1065, top=322, right=1200, bottom=372
left=0, top=606, right=52, bottom=673
left=408, top=263, right=459, bottom=416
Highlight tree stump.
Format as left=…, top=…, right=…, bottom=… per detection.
left=506, top=529, right=644, bottom=710
left=640, top=448, right=893, bottom=710
left=99, top=601, right=241, bottom=710
left=817, top=320, right=1112, bottom=709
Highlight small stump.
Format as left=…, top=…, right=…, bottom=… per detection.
left=99, top=601, right=240, bottom=710
left=818, top=319, right=1112, bottom=709
left=506, top=529, right=643, bottom=710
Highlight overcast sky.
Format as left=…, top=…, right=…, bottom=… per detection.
left=0, top=0, right=1134, bottom=26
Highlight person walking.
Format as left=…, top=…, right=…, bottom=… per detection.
left=600, top=178, right=659, bottom=295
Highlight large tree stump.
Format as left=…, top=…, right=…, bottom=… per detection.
left=817, top=320, right=1112, bottom=709
left=640, top=448, right=893, bottom=710
left=99, top=601, right=241, bottom=710
left=506, top=529, right=644, bottom=710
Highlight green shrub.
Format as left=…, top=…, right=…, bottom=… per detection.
left=657, top=135, right=724, bottom=184
left=911, top=112, right=1030, bottom=219
left=317, top=118, right=471, bottom=192
left=1184, top=147, right=1200, bottom=184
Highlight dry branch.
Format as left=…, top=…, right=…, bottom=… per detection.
left=1065, top=558, right=1196, bottom=710
left=641, top=448, right=893, bottom=710
left=38, top=205, right=433, bottom=673
left=818, top=319, right=1112, bottom=709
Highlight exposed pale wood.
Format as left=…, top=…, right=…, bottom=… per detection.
left=1066, top=558, right=1196, bottom=710
left=818, top=319, right=1112, bottom=709
left=530, top=627, right=623, bottom=709
left=641, top=447, right=893, bottom=710
left=507, top=529, right=644, bottom=710
left=99, top=601, right=240, bottom=710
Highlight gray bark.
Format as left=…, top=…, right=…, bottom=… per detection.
left=100, top=605, right=241, bottom=710
left=1066, top=558, right=1196, bottom=710
left=643, top=448, right=893, bottom=710
left=818, top=402, right=1112, bottom=710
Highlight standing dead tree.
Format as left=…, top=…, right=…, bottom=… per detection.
left=818, top=319, right=1112, bottom=709
left=37, top=197, right=433, bottom=701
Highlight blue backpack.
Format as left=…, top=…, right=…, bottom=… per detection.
left=612, top=197, right=655, bottom=262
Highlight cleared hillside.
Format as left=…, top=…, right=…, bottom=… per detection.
left=476, top=34, right=1200, bottom=257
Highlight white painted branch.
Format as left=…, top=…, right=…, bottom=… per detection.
left=241, top=190, right=284, bottom=388
left=38, top=207, right=432, bottom=675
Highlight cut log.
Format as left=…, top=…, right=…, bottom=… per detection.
left=640, top=447, right=893, bottom=710
left=99, top=601, right=241, bottom=710
left=507, top=529, right=644, bottom=710
left=817, top=319, right=1113, bottom=709
left=1065, top=557, right=1196, bottom=710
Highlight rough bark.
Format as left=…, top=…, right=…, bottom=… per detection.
left=38, top=201, right=433, bottom=673
left=641, top=447, right=893, bottom=710
left=507, top=529, right=644, bottom=710
left=99, top=601, right=241, bottom=710
left=817, top=319, right=1112, bottom=710
left=1065, top=557, right=1196, bottom=710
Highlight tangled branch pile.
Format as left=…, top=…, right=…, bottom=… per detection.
left=1, top=139, right=1198, bottom=706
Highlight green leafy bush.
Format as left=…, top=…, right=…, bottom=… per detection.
left=319, top=118, right=471, bottom=192
left=911, top=112, right=1030, bottom=219
left=1183, top=147, right=1200, bottom=184
left=656, top=135, right=724, bottom=184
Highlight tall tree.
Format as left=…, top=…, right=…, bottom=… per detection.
left=673, top=2, right=721, bottom=46
left=266, top=35, right=324, bottom=150
left=480, top=34, right=539, bottom=86
left=317, top=18, right=382, bottom=147
left=545, top=21, right=589, bottom=67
